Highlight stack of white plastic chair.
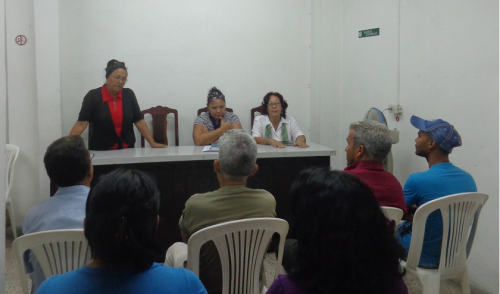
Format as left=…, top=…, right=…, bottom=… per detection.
left=5, top=144, right=20, bottom=239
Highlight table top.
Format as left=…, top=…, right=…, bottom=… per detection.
left=91, top=142, right=336, bottom=165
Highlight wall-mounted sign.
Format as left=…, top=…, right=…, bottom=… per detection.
left=358, top=28, right=379, bottom=38
left=15, top=35, right=27, bottom=45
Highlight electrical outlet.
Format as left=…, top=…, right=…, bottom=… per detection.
left=388, top=104, right=403, bottom=115
left=396, top=104, right=403, bottom=114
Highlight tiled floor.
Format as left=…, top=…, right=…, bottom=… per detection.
left=5, top=228, right=27, bottom=294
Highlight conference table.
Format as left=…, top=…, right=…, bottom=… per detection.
left=90, top=143, right=335, bottom=260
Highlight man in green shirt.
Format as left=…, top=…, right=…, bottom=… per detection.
left=165, top=129, right=276, bottom=294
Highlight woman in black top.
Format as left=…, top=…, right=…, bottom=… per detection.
left=69, top=59, right=166, bottom=150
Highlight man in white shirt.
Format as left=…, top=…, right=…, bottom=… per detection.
left=22, top=135, right=93, bottom=293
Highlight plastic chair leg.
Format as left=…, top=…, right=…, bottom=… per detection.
left=420, top=274, right=440, bottom=294
left=7, top=202, right=17, bottom=239
left=261, top=285, right=267, bottom=294
left=461, top=270, right=471, bottom=294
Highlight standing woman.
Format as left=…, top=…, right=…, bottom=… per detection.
left=69, top=59, right=166, bottom=150
left=192, top=87, right=242, bottom=145
left=252, top=92, right=309, bottom=148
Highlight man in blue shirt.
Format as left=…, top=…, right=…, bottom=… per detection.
left=22, top=136, right=93, bottom=293
left=398, top=115, right=477, bottom=268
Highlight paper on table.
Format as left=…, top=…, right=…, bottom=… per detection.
left=203, top=145, right=219, bottom=152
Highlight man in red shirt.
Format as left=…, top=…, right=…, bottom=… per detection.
left=343, top=120, right=407, bottom=213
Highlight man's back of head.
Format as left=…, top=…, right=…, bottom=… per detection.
left=218, top=129, right=258, bottom=180
left=44, top=135, right=91, bottom=187
left=348, top=120, right=392, bottom=163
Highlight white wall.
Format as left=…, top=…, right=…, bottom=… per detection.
left=310, top=0, right=343, bottom=165
left=312, top=0, right=498, bottom=292
left=1, top=0, right=7, bottom=289
left=58, top=0, right=312, bottom=147
left=34, top=0, right=62, bottom=201
left=5, top=0, right=41, bottom=226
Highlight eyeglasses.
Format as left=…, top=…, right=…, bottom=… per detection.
left=90, top=153, right=95, bottom=161
left=113, top=76, right=128, bottom=83
left=267, top=102, right=281, bottom=107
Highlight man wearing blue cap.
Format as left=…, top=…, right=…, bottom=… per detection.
left=398, top=115, right=477, bottom=268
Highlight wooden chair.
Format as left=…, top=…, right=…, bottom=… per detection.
left=402, top=192, right=489, bottom=294
left=187, top=218, right=289, bottom=294
left=13, top=229, right=91, bottom=294
left=197, top=107, right=233, bottom=116
left=141, top=106, right=179, bottom=147
left=250, top=105, right=263, bottom=128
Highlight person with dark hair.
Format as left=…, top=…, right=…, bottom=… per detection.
left=193, top=87, right=242, bottom=145
left=69, top=59, right=166, bottom=150
left=37, top=168, right=207, bottom=294
left=267, top=168, right=408, bottom=294
left=398, top=115, right=476, bottom=268
left=165, top=130, right=275, bottom=293
left=22, top=136, right=93, bottom=293
left=344, top=120, right=407, bottom=212
left=252, top=92, right=308, bottom=148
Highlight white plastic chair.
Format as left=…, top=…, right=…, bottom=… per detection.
left=12, top=229, right=91, bottom=294
left=402, top=192, right=489, bottom=294
left=6, top=144, right=20, bottom=239
left=187, top=218, right=289, bottom=294
left=380, top=206, right=404, bottom=227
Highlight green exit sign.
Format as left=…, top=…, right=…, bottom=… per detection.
left=359, top=28, right=380, bottom=38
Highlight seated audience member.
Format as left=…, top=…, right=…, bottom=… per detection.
left=344, top=120, right=406, bottom=212
left=398, top=115, right=477, bottom=268
left=37, top=169, right=207, bottom=294
left=165, top=129, right=276, bottom=294
left=281, top=120, right=406, bottom=273
left=193, top=87, right=242, bottom=145
left=252, top=92, right=308, bottom=148
left=22, top=135, right=92, bottom=293
left=267, top=168, right=408, bottom=294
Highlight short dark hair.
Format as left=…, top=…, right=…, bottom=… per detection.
left=84, top=168, right=160, bottom=273
left=261, top=92, right=288, bottom=118
left=288, top=168, right=406, bottom=294
left=105, top=59, right=127, bottom=79
left=44, top=136, right=89, bottom=187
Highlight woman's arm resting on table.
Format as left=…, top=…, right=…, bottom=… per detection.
left=134, top=119, right=167, bottom=148
left=254, top=137, right=267, bottom=145
left=192, top=120, right=232, bottom=146
left=254, top=137, right=285, bottom=148
left=293, top=135, right=309, bottom=148
left=69, top=121, right=89, bottom=136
